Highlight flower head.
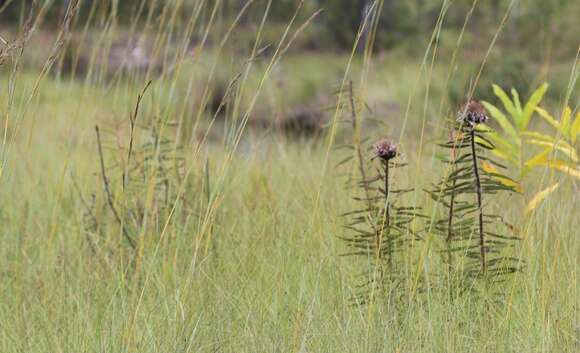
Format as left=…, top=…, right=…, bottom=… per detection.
left=373, top=139, right=397, bottom=161
left=458, top=100, right=488, bottom=127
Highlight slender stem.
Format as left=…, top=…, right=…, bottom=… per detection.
left=348, top=81, right=372, bottom=211
left=469, top=129, right=486, bottom=275
left=371, top=159, right=390, bottom=297
left=382, top=160, right=391, bottom=268
left=124, top=80, right=152, bottom=189
left=384, top=161, right=390, bottom=229
left=370, top=160, right=390, bottom=296
left=446, top=184, right=455, bottom=269
left=96, top=126, right=136, bottom=250
left=446, top=135, right=458, bottom=271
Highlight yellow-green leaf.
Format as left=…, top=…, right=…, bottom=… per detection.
left=571, top=111, right=580, bottom=144
left=511, top=88, right=522, bottom=114
left=535, top=106, right=560, bottom=131
left=525, top=182, right=560, bottom=215
left=524, top=149, right=551, bottom=170
left=521, top=83, right=548, bottom=130
left=491, top=148, right=511, bottom=161
left=527, top=139, right=578, bottom=162
left=481, top=161, right=523, bottom=192
left=522, top=130, right=559, bottom=143
left=560, top=106, right=572, bottom=136
left=487, top=131, right=519, bottom=163
left=492, top=84, right=518, bottom=124
left=549, top=160, right=580, bottom=179
left=482, top=101, right=519, bottom=143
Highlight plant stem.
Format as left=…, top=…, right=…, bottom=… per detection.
left=446, top=133, right=458, bottom=272
left=348, top=81, right=372, bottom=210
left=384, top=161, right=390, bottom=228
left=446, top=184, right=455, bottom=269
left=124, top=80, right=152, bottom=190
left=95, top=126, right=136, bottom=250
left=382, top=160, right=391, bottom=267
left=469, top=129, right=486, bottom=275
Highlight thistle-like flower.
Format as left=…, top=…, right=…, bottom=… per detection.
left=458, top=100, right=488, bottom=127
left=373, top=139, right=397, bottom=161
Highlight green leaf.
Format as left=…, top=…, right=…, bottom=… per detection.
left=492, top=84, right=519, bottom=126
left=524, top=149, right=551, bottom=172
left=481, top=161, right=522, bottom=192
left=522, top=130, right=558, bottom=143
left=560, top=106, right=572, bottom=136
left=521, top=83, right=548, bottom=130
left=527, top=139, right=578, bottom=162
left=482, top=101, right=519, bottom=143
left=486, top=131, right=519, bottom=163
left=523, top=131, right=578, bottom=162
left=535, top=107, right=560, bottom=131
left=571, top=111, right=580, bottom=144
left=511, top=88, right=522, bottom=114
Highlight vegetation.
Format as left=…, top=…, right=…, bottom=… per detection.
left=0, top=0, right=578, bottom=352
left=340, top=136, right=425, bottom=304
left=482, top=84, right=580, bottom=212
left=427, top=101, right=522, bottom=292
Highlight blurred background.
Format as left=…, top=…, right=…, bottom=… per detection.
left=1, top=0, right=578, bottom=108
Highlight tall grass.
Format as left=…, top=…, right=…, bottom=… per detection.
left=0, top=0, right=577, bottom=352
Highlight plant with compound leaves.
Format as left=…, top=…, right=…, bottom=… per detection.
left=428, top=101, right=523, bottom=288
left=481, top=84, right=580, bottom=214
left=521, top=104, right=580, bottom=213
left=340, top=139, right=424, bottom=304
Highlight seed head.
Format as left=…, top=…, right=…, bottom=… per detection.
left=458, top=100, right=488, bottom=127
left=373, top=139, right=397, bottom=161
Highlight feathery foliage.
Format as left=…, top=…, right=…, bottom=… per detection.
left=428, top=101, right=523, bottom=290
left=340, top=138, right=424, bottom=304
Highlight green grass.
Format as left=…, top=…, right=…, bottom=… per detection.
left=0, top=130, right=577, bottom=352
left=0, top=1, right=578, bottom=352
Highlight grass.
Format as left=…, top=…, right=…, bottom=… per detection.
left=0, top=1, right=578, bottom=352
left=1, top=135, right=577, bottom=352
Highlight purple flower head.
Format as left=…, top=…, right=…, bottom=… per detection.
left=374, top=139, right=397, bottom=161
left=458, top=100, right=488, bottom=127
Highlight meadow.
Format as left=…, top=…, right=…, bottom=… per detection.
left=0, top=1, right=578, bottom=352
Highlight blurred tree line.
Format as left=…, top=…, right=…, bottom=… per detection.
left=0, top=0, right=577, bottom=53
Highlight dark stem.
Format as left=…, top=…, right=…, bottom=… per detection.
left=446, top=136, right=458, bottom=272
left=469, top=129, right=486, bottom=275
left=384, top=161, right=390, bottom=229
left=96, top=126, right=136, bottom=250
left=382, top=160, right=391, bottom=268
